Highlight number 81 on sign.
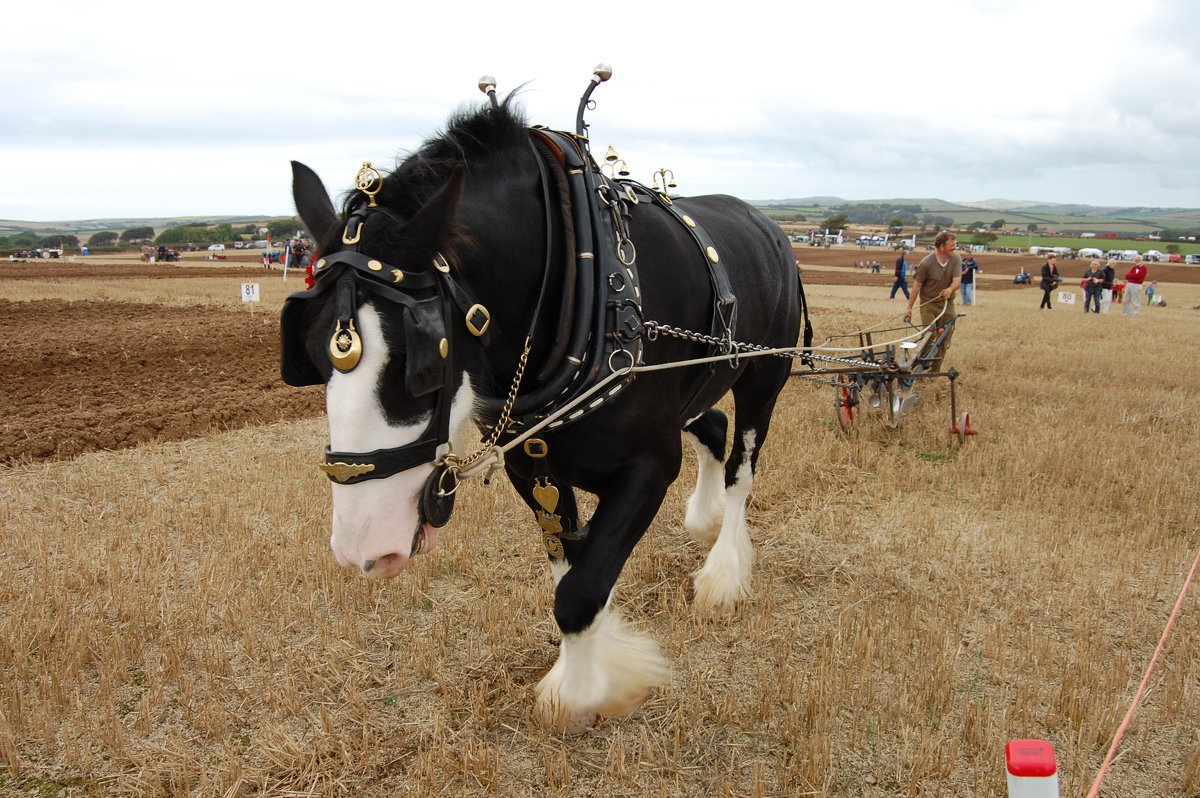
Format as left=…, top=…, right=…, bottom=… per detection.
left=241, top=283, right=261, bottom=303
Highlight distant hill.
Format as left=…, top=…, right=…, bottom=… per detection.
left=0, top=215, right=290, bottom=236
left=752, top=197, right=1200, bottom=233
left=5, top=198, right=1199, bottom=238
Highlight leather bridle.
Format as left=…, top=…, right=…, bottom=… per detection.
left=280, top=203, right=492, bottom=526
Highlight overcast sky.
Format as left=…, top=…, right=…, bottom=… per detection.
left=3, top=0, right=1197, bottom=221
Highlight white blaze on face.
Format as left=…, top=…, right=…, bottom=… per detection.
left=325, top=304, right=474, bottom=578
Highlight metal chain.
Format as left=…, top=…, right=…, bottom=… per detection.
left=644, top=320, right=886, bottom=368
left=443, top=337, right=532, bottom=474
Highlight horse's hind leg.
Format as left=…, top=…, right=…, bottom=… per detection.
left=682, top=408, right=728, bottom=546
left=693, top=362, right=789, bottom=613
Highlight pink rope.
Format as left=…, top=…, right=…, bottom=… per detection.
left=1086, top=546, right=1200, bottom=798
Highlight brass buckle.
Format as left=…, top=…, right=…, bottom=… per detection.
left=465, top=304, right=491, bottom=337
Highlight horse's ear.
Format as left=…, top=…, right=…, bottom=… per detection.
left=291, top=161, right=340, bottom=243
left=402, top=165, right=466, bottom=253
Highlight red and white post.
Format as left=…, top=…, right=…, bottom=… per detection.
left=1006, top=739, right=1059, bottom=798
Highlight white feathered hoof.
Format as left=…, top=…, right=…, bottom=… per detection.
left=534, top=608, right=670, bottom=733
left=692, top=520, right=754, bottom=614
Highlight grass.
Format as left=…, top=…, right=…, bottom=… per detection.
left=1, top=275, right=1199, bottom=796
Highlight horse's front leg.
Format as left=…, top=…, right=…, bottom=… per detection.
left=534, top=462, right=674, bottom=733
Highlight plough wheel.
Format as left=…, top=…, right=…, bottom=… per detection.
left=834, top=377, right=857, bottom=430
left=953, top=411, right=977, bottom=443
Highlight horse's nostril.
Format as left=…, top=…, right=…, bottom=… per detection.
left=362, top=553, right=407, bottom=577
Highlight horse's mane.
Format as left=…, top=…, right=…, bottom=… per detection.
left=344, top=97, right=529, bottom=218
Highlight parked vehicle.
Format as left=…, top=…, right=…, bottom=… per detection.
left=208, top=243, right=225, bottom=251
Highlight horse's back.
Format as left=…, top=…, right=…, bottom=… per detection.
left=652, top=193, right=800, bottom=340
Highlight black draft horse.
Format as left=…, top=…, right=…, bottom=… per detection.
left=282, top=94, right=803, bottom=731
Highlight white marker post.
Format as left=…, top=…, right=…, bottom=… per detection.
left=241, top=283, right=261, bottom=315
left=1006, top=739, right=1059, bottom=798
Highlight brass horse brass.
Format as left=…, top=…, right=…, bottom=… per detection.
left=532, top=477, right=560, bottom=514
left=542, top=530, right=565, bottom=558
left=330, top=319, right=363, bottom=372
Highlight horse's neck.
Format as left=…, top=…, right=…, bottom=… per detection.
left=458, top=220, right=558, bottom=391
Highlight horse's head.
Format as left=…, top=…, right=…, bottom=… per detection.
left=282, top=159, right=487, bottom=579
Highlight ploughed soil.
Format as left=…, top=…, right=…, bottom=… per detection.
left=0, top=296, right=324, bottom=465
left=3, top=248, right=1194, bottom=465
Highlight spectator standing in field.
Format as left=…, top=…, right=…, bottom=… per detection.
left=890, top=251, right=910, bottom=299
left=1100, top=260, right=1116, bottom=313
left=960, top=251, right=980, bottom=305
left=903, top=231, right=962, bottom=373
left=1039, top=253, right=1061, bottom=309
left=1082, top=260, right=1104, bottom=313
left=1124, top=257, right=1148, bottom=316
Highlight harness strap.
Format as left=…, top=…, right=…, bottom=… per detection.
left=528, top=132, right=577, bottom=377
left=626, top=182, right=737, bottom=349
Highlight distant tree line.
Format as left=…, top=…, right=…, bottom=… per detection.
left=0, top=218, right=303, bottom=253
left=0, top=232, right=81, bottom=250
left=835, top=203, right=924, bottom=226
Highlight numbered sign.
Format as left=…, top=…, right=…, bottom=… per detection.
left=241, top=283, right=261, bottom=303
left=1057, top=291, right=1076, bottom=305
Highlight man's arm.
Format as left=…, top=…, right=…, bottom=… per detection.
left=943, top=270, right=962, bottom=300
left=904, top=280, right=923, bottom=320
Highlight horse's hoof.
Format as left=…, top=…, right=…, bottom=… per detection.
left=535, top=702, right=598, bottom=736
left=692, top=569, right=747, bottom=615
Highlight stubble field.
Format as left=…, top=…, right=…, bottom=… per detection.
left=1, top=249, right=1198, bottom=797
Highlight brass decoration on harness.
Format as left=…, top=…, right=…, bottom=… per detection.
left=523, top=438, right=571, bottom=557
left=320, top=461, right=376, bottom=482
left=330, top=319, right=363, bottom=372
left=652, top=168, right=677, bottom=201
left=355, top=161, right=383, bottom=207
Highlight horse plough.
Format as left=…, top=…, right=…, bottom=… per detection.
left=791, top=311, right=977, bottom=441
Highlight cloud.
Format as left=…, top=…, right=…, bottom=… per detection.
left=2, top=0, right=1198, bottom=219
